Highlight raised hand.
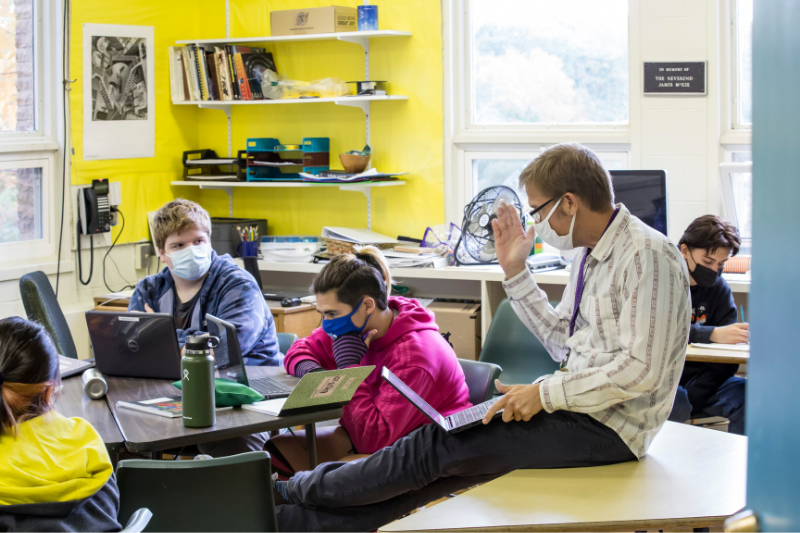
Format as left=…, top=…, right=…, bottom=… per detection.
left=492, top=202, right=536, bottom=279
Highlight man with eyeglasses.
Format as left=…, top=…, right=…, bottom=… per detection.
left=273, top=142, right=692, bottom=532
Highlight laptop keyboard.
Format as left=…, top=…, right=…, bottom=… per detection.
left=448, top=397, right=500, bottom=428
left=248, top=376, right=293, bottom=397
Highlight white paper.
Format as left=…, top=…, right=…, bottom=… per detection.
left=242, top=398, right=287, bottom=416
left=689, top=343, right=750, bottom=352
left=83, top=24, right=155, bottom=160
left=322, top=227, right=396, bottom=244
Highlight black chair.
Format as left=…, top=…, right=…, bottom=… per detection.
left=120, top=508, right=153, bottom=532
left=117, top=451, right=277, bottom=532
left=19, top=271, right=79, bottom=359
left=457, top=359, right=503, bottom=404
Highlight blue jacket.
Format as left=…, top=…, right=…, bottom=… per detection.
left=128, top=251, right=281, bottom=366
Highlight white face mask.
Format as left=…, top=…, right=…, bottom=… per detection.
left=533, top=196, right=576, bottom=251
left=167, top=243, right=212, bottom=281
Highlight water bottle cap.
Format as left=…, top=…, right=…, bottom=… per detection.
left=185, top=335, right=220, bottom=351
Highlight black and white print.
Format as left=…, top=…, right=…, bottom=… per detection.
left=90, top=36, right=148, bottom=121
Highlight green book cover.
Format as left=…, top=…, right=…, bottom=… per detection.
left=281, top=366, right=376, bottom=412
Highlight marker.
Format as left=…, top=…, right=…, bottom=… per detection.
left=740, top=305, right=746, bottom=323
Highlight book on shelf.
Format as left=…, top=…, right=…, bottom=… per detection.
left=241, top=48, right=275, bottom=100
left=205, top=51, right=220, bottom=100
left=231, top=46, right=253, bottom=100
left=117, top=395, right=233, bottom=419
left=183, top=46, right=202, bottom=101
left=226, top=45, right=241, bottom=100
left=168, top=46, right=187, bottom=102
left=214, top=46, right=234, bottom=101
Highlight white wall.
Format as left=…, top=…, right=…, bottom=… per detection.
left=632, top=0, right=722, bottom=240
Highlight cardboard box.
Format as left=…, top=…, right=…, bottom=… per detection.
left=428, top=302, right=482, bottom=361
left=271, top=6, right=357, bottom=37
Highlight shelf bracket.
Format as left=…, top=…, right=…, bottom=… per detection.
left=199, top=185, right=234, bottom=217
left=340, top=185, right=372, bottom=230
left=334, top=99, right=369, bottom=115
left=198, top=103, right=231, bottom=119
left=336, top=34, right=368, bottom=52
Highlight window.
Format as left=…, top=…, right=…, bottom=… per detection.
left=468, top=0, right=629, bottom=127
left=465, top=150, right=628, bottom=210
left=0, top=0, right=37, bottom=134
left=731, top=0, right=753, bottom=128
left=720, top=162, right=752, bottom=255
left=0, top=164, right=42, bottom=243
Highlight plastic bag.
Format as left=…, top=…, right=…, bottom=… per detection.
left=261, top=75, right=350, bottom=100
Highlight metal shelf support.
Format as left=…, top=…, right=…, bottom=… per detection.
left=199, top=184, right=234, bottom=217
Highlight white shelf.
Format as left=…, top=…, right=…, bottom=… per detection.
left=173, top=95, right=408, bottom=117
left=171, top=180, right=405, bottom=190
left=176, top=30, right=411, bottom=47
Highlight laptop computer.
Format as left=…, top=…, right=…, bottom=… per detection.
left=85, top=311, right=182, bottom=380
left=206, top=314, right=295, bottom=399
left=382, top=367, right=503, bottom=433
left=242, top=365, right=375, bottom=417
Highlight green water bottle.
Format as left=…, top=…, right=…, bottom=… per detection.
left=181, top=335, right=218, bottom=428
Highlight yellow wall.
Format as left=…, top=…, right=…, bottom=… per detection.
left=70, top=0, right=443, bottom=240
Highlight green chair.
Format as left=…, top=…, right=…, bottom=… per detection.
left=19, top=271, right=79, bottom=359
left=457, top=359, right=503, bottom=404
left=116, top=451, right=277, bottom=532
left=277, top=332, right=298, bottom=354
left=479, top=299, right=561, bottom=392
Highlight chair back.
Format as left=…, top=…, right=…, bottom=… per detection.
left=458, top=359, right=503, bottom=404
left=277, top=332, right=298, bottom=355
left=19, top=271, right=79, bottom=359
left=479, top=299, right=560, bottom=391
left=116, top=451, right=277, bottom=532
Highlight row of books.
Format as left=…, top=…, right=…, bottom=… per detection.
left=168, top=44, right=277, bottom=102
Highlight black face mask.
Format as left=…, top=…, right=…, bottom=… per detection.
left=688, top=253, right=721, bottom=288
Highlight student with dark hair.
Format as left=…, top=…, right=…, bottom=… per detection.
left=265, top=246, right=471, bottom=479
left=669, top=215, right=747, bottom=434
left=0, top=317, right=121, bottom=532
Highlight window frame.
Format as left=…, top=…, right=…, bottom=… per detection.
left=720, top=0, right=753, bottom=144
left=719, top=161, right=752, bottom=252
left=444, top=0, right=636, bottom=224
left=0, top=0, right=65, bottom=273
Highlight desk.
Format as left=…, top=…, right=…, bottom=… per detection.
left=55, top=376, right=124, bottom=454
left=686, top=345, right=750, bottom=365
left=380, top=422, right=746, bottom=532
left=105, top=366, right=341, bottom=466
left=267, top=301, right=320, bottom=338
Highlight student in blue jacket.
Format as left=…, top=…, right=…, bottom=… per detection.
left=129, top=199, right=280, bottom=454
left=668, top=215, right=747, bottom=434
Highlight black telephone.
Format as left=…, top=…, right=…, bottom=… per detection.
left=78, top=179, right=111, bottom=235
left=77, top=179, right=112, bottom=285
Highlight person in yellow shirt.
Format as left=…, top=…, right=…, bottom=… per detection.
left=0, top=316, right=121, bottom=532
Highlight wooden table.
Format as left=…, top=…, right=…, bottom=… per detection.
left=686, top=344, right=750, bottom=365
left=380, top=422, right=747, bottom=532
left=55, top=375, right=125, bottom=454
left=105, top=366, right=341, bottom=465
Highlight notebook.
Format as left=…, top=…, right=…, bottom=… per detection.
left=117, top=396, right=233, bottom=419
left=689, top=343, right=749, bottom=352
left=242, top=366, right=375, bottom=417
left=59, top=354, right=95, bottom=379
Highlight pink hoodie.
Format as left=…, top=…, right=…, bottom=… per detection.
left=284, top=296, right=472, bottom=454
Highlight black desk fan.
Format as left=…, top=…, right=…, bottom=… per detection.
left=454, top=185, right=526, bottom=266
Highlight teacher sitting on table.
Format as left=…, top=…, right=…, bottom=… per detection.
left=273, top=142, right=693, bottom=533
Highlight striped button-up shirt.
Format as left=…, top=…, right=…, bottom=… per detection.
left=503, top=205, right=691, bottom=458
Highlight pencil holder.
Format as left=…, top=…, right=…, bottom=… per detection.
left=237, top=241, right=259, bottom=258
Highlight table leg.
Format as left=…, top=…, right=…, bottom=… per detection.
left=305, top=423, right=318, bottom=469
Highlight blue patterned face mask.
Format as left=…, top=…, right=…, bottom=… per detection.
left=167, top=244, right=212, bottom=281
left=322, top=299, right=370, bottom=340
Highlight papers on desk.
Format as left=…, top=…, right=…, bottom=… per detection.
left=382, top=249, right=449, bottom=269
left=689, top=343, right=750, bottom=352
left=99, top=289, right=135, bottom=300
left=241, top=398, right=287, bottom=417
left=322, top=227, right=396, bottom=244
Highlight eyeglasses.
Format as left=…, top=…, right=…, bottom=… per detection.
left=526, top=197, right=558, bottom=224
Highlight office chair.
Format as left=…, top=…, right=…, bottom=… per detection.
left=479, top=299, right=560, bottom=393
left=457, top=359, right=503, bottom=404
left=116, top=451, right=277, bottom=532
left=277, top=332, right=298, bottom=354
left=19, top=271, right=79, bottom=359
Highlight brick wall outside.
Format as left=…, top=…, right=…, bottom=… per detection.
left=14, top=0, right=34, bottom=131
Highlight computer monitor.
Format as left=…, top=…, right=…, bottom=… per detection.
left=609, top=170, right=668, bottom=235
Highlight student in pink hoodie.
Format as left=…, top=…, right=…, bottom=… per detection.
left=264, top=246, right=472, bottom=479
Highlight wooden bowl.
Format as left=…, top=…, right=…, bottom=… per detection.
left=339, top=154, right=371, bottom=174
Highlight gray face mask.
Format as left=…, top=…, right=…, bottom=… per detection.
left=533, top=196, right=576, bottom=251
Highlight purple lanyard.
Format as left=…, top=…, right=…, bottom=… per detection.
left=569, top=208, right=620, bottom=337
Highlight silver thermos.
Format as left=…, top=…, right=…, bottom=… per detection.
left=82, top=368, right=108, bottom=399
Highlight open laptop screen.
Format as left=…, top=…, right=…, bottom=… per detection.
left=206, top=315, right=245, bottom=384
left=381, top=367, right=446, bottom=427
